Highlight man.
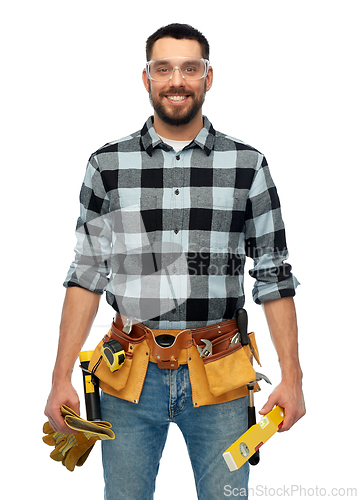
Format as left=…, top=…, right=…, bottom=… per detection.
left=45, top=23, right=305, bottom=500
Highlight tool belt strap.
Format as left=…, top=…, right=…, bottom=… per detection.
left=111, top=314, right=238, bottom=369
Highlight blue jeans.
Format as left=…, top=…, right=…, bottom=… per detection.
left=101, top=362, right=249, bottom=500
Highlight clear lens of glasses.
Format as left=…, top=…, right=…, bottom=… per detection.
left=146, top=57, right=209, bottom=82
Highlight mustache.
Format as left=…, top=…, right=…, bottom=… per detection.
left=159, top=88, right=195, bottom=97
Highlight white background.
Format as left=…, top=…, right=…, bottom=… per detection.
left=2, top=1, right=357, bottom=498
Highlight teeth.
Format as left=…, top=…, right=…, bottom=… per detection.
left=167, top=95, right=187, bottom=101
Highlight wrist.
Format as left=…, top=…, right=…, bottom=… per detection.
left=281, top=365, right=303, bottom=384
left=52, top=365, right=74, bottom=385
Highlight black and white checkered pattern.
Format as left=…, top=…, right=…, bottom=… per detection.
left=65, top=116, right=298, bottom=329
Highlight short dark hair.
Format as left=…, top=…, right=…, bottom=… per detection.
left=146, top=23, right=210, bottom=61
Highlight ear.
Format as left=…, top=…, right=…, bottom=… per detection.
left=205, top=66, right=213, bottom=92
left=142, top=68, right=150, bottom=93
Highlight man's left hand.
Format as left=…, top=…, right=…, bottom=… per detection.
left=259, top=378, right=306, bottom=432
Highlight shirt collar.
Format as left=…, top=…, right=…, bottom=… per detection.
left=140, top=116, right=216, bottom=157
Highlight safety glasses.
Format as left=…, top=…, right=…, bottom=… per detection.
left=146, top=57, right=210, bottom=82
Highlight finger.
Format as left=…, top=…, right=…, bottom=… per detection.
left=279, top=411, right=295, bottom=432
left=47, top=406, right=77, bottom=434
left=259, top=394, right=276, bottom=415
left=45, top=395, right=81, bottom=433
left=47, top=415, right=67, bottom=434
left=52, top=417, right=79, bottom=434
left=279, top=404, right=306, bottom=432
left=278, top=403, right=301, bottom=432
left=51, top=420, right=78, bottom=434
left=64, top=397, right=81, bottom=419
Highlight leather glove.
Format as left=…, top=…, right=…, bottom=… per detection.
left=43, top=405, right=115, bottom=471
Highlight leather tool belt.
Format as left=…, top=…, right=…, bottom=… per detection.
left=88, top=313, right=261, bottom=408
left=111, top=314, right=240, bottom=369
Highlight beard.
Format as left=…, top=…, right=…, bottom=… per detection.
left=149, top=84, right=206, bottom=127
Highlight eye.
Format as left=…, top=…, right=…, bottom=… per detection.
left=183, top=66, right=197, bottom=74
left=150, top=61, right=171, bottom=75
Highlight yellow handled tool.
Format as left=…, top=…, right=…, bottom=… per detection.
left=79, top=350, right=102, bottom=421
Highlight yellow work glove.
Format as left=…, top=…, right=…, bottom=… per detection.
left=43, top=405, right=115, bottom=471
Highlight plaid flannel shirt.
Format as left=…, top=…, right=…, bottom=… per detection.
left=64, top=116, right=298, bottom=329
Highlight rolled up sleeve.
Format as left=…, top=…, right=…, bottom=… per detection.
left=64, top=155, right=111, bottom=294
left=245, top=155, right=299, bottom=304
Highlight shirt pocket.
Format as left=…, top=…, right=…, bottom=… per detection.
left=190, top=192, right=238, bottom=234
left=188, top=192, right=246, bottom=263
left=116, top=193, right=161, bottom=248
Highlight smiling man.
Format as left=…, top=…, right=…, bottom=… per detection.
left=45, top=23, right=305, bottom=500
left=144, top=36, right=212, bottom=135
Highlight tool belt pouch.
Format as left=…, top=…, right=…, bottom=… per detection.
left=201, top=332, right=257, bottom=397
left=88, top=322, right=149, bottom=404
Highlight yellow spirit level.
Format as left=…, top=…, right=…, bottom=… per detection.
left=223, top=406, right=285, bottom=471
left=100, top=339, right=125, bottom=372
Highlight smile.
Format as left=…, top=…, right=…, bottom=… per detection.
left=166, top=95, right=189, bottom=102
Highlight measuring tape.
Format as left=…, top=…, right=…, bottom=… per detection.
left=100, top=339, right=125, bottom=372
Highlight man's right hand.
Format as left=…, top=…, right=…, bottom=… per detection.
left=44, top=287, right=101, bottom=433
left=44, top=381, right=81, bottom=434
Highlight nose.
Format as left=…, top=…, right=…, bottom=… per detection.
left=169, top=67, right=185, bottom=86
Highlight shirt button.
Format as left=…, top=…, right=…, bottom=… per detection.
left=174, top=228, right=179, bottom=234
left=176, top=155, right=180, bottom=160
left=175, top=189, right=180, bottom=195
